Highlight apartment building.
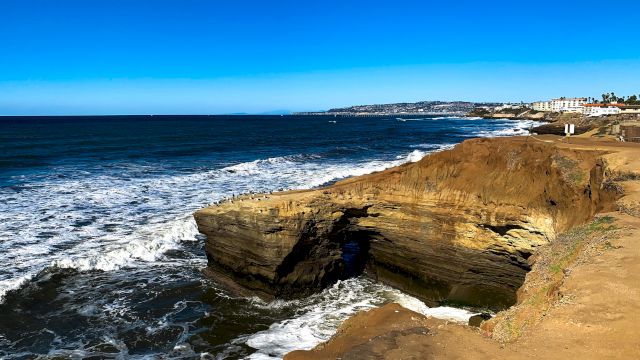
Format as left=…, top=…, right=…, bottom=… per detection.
left=532, top=98, right=587, bottom=112
left=582, top=104, right=622, bottom=117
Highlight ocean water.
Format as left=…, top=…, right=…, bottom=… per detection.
left=0, top=115, right=539, bottom=359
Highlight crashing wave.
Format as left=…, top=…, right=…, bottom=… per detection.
left=237, top=278, right=477, bottom=359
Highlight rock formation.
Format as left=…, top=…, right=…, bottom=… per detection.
left=194, top=137, right=615, bottom=308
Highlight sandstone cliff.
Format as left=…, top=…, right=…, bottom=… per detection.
left=194, top=137, right=615, bottom=309
left=284, top=137, right=640, bottom=360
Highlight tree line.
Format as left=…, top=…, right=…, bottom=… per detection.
left=587, top=93, right=640, bottom=105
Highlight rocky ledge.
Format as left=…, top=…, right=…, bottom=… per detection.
left=194, top=137, right=616, bottom=309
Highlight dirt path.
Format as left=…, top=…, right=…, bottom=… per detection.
left=508, top=212, right=640, bottom=359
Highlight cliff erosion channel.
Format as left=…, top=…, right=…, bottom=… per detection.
left=194, top=137, right=617, bottom=310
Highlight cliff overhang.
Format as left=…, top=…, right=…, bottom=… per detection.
left=194, top=137, right=617, bottom=309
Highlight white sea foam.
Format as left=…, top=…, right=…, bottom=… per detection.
left=390, top=291, right=478, bottom=323
left=410, top=143, right=456, bottom=150
left=50, top=215, right=201, bottom=271
left=397, top=117, right=434, bottom=121
left=239, top=278, right=477, bottom=360
left=0, top=145, right=449, bottom=302
left=476, top=119, right=543, bottom=138
left=241, top=279, right=385, bottom=359
left=405, top=149, right=427, bottom=163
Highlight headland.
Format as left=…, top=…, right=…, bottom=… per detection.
left=193, top=130, right=640, bottom=358
left=284, top=135, right=640, bottom=359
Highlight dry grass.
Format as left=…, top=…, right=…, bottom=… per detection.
left=483, top=216, right=618, bottom=342
left=610, top=170, right=640, bottom=182
left=553, top=154, right=585, bottom=185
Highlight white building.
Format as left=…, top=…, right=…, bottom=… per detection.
left=496, top=103, right=530, bottom=111
left=618, top=105, right=640, bottom=115
left=532, top=101, right=552, bottom=112
left=532, top=98, right=587, bottom=112
left=582, top=104, right=622, bottom=117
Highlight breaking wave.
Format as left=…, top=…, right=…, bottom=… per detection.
left=475, top=119, right=542, bottom=137
left=0, top=145, right=449, bottom=302
left=224, top=278, right=477, bottom=360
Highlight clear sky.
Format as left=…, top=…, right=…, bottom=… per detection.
left=1, top=0, right=639, bottom=115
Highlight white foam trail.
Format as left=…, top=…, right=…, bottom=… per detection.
left=390, top=292, right=478, bottom=323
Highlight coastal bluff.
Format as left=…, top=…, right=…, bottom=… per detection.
left=194, top=137, right=615, bottom=308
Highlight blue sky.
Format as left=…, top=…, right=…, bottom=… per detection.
left=1, top=0, right=639, bottom=115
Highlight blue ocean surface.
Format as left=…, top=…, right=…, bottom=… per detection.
left=0, top=115, right=538, bottom=359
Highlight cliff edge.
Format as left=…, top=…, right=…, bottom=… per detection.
left=285, top=136, right=640, bottom=360
left=194, top=137, right=616, bottom=309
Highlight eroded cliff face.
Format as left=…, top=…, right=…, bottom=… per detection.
left=194, top=137, right=615, bottom=308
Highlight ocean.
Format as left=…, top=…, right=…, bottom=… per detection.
left=0, top=115, right=539, bottom=359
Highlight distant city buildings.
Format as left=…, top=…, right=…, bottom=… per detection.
left=532, top=97, right=640, bottom=117
left=532, top=98, right=587, bottom=112
left=495, top=103, right=531, bottom=111
left=293, top=98, right=640, bottom=118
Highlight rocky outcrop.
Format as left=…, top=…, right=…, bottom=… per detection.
left=531, top=123, right=593, bottom=135
left=467, top=108, right=554, bottom=121
left=194, top=137, right=616, bottom=309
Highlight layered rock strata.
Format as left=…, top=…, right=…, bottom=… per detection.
left=194, top=137, right=615, bottom=308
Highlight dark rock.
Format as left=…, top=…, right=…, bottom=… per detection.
left=531, top=123, right=592, bottom=135
left=469, top=313, right=493, bottom=327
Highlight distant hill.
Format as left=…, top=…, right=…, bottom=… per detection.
left=258, top=109, right=291, bottom=115
left=294, top=101, right=500, bottom=116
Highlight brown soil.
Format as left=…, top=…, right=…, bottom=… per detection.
left=285, top=135, right=640, bottom=360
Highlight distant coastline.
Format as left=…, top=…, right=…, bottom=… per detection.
left=292, top=111, right=471, bottom=117
left=293, top=100, right=499, bottom=117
